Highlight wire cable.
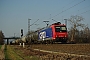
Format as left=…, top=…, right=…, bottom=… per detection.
left=79, top=10, right=90, bottom=15
left=49, top=0, right=85, bottom=20
left=30, top=19, right=39, bottom=26
left=63, top=5, right=90, bottom=17
left=36, top=0, right=86, bottom=30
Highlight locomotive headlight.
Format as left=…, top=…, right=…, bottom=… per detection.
left=53, top=38, right=56, bottom=39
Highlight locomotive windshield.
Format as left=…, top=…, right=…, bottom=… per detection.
left=55, top=26, right=67, bottom=32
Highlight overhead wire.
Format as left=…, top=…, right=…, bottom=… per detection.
left=49, top=0, right=76, bottom=20
left=50, top=0, right=77, bottom=24
left=48, top=0, right=85, bottom=20
left=63, top=5, right=90, bottom=17
left=79, top=10, right=90, bottom=15
left=30, top=19, right=39, bottom=26
left=77, top=5, right=89, bottom=12
left=38, top=0, right=76, bottom=26
left=36, top=0, right=86, bottom=30
left=51, top=0, right=86, bottom=24
left=62, top=0, right=76, bottom=9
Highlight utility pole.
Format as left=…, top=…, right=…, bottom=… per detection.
left=64, top=19, right=67, bottom=27
left=28, top=19, right=31, bottom=44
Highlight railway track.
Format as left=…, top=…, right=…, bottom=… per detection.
left=8, top=44, right=90, bottom=60
left=31, top=43, right=90, bottom=59
left=31, top=43, right=90, bottom=55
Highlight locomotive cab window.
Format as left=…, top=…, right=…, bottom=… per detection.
left=55, top=26, right=67, bottom=32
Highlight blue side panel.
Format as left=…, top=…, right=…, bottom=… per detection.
left=38, top=28, right=52, bottom=41
left=46, top=28, right=52, bottom=38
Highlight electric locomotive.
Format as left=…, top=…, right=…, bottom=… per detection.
left=38, top=22, right=68, bottom=43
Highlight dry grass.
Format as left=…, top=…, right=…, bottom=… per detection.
left=5, top=45, right=23, bottom=60
left=0, top=44, right=5, bottom=60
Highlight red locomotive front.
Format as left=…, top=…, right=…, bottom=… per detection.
left=50, top=22, right=68, bottom=43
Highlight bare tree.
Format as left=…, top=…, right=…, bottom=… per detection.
left=68, top=15, right=85, bottom=43
left=82, top=27, right=90, bottom=43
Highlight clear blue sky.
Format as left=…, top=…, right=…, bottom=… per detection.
left=0, top=0, right=90, bottom=37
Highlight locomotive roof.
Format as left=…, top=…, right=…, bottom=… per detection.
left=36, top=22, right=66, bottom=32
left=52, top=22, right=61, bottom=25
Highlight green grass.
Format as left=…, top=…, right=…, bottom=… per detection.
left=5, top=45, right=23, bottom=60
left=4, top=45, right=8, bottom=59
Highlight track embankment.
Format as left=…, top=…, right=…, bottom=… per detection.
left=6, top=44, right=90, bottom=60
left=30, top=44, right=90, bottom=60
left=31, top=44, right=90, bottom=55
